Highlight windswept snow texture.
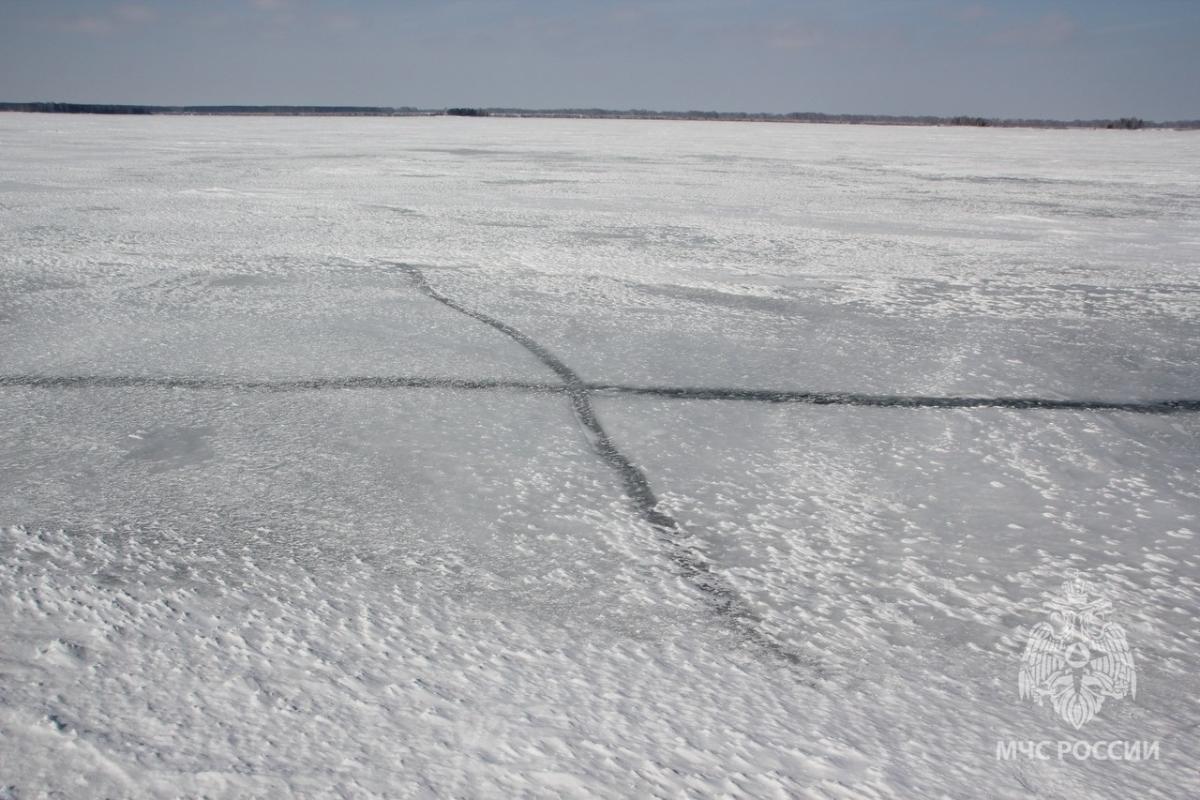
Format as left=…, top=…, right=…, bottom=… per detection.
left=2, top=114, right=1200, bottom=799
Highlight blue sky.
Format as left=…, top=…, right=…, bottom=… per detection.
left=2, top=0, right=1197, bottom=119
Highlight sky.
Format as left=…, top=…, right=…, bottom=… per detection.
left=1, top=0, right=1198, bottom=120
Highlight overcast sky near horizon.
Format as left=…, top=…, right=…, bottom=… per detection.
left=1, top=0, right=1197, bottom=120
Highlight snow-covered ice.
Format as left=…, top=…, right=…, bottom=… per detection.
left=1, top=113, right=1199, bottom=798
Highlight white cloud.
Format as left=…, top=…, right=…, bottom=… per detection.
left=61, top=15, right=115, bottom=35
left=57, top=4, right=157, bottom=36
left=948, top=4, right=992, bottom=24
left=987, top=12, right=1077, bottom=47
left=115, top=4, right=156, bottom=24
left=767, top=23, right=826, bottom=50
left=325, top=13, right=360, bottom=32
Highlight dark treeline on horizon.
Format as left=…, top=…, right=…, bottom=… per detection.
left=1, top=102, right=1196, bottom=130
left=0, top=102, right=417, bottom=116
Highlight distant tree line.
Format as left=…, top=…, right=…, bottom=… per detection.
left=1107, top=117, right=1145, bottom=130
left=1, top=102, right=154, bottom=114
left=0, top=102, right=417, bottom=116
left=0, top=102, right=1194, bottom=129
left=471, top=107, right=1198, bottom=129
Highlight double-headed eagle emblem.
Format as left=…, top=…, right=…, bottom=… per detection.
left=1019, top=575, right=1136, bottom=729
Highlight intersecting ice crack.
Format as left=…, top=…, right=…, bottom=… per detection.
left=2, top=376, right=1195, bottom=413
left=4, top=265, right=1196, bottom=677
left=391, top=263, right=823, bottom=676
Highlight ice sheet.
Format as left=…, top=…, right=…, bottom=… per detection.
left=2, top=113, right=1198, bottom=798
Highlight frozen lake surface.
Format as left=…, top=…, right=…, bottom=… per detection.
left=1, top=114, right=1199, bottom=798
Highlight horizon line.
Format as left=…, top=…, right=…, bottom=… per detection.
left=2, top=102, right=1197, bottom=129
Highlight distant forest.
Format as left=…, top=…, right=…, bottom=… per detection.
left=1, top=102, right=1195, bottom=130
